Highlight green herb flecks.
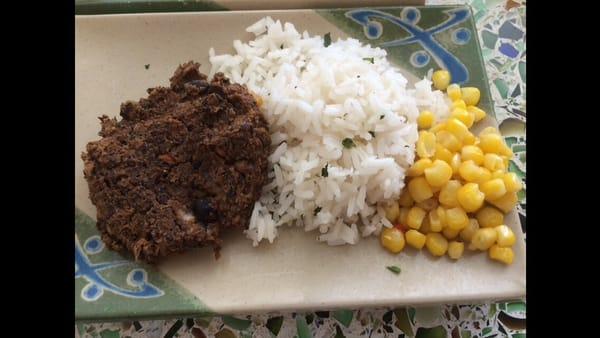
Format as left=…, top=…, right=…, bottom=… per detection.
left=386, top=266, right=401, bottom=275
left=363, top=57, right=374, bottom=64
left=144, top=64, right=150, bottom=70
left=321, top=164, right=329, bottom=177
left=314, top=207, right=322, bottom=216
left=342, top=138, right=356, bottom=149
left=380, top=114, right=385, bottom=120
left=324, top=32, right=332, bottom=47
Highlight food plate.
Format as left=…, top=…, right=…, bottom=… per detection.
left=75, top=6, right=525, bottom=321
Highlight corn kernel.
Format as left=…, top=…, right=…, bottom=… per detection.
left=417, top=131, right=437, bottom=158
left=474, top=167, right=492, bottom=185
left=418, top=110, right=436, bottom=130
left=436, top=206, right=447, bottom=227
left=428, top=209, right=443, bottom=232
left=467, top=242, right=478, bottom=251
left=462, top=132, right=476, bottom=145
left=420, top=216, right=431, bottom=233
left=424, top=159, right=453, bottom=187
left=426, top=233, right=449, bottom=256
left=458, top=160, right=481, bottom=182
left=452, top=100, right=467, bottom=111
left=447, top=84, right=462, bottom=101
left=442, top=227, right=460, bottom=240
left=451, top=108, right=474, bottom=128
left=417, top=198, right=439, bottom=211
left=408, top=158, right=433, bottom=177
left=460, top=218, right=480, bottom=242
left=471, top=228, right=497, bottom=250
left=450, top=153, right=462, bottom=175
left=479, top=127, right=500, bottom=137
left=461, top=145, right=485, bottom=165
left=436, top=130, right=462, bottom=152
left=460, top=87, right=481, bottom=106
left=489, top=192, right=518, bottom=213
left=503, top=172, right=523, bottom=193
left=500, top=144, right=514, bottom=157
left=406, top=230, right=427, bottom=249
left=408, top=177, right=434, bottom=203
left=492, top=170, right=504, bottom=179
left=457, top=183, right=485, bottom=212
left=429, top=122, right=446, bottom=134
left=398, top=207, right=410, bottom=225
left=480, top=178, right=507, bottom=201
left=383, top=201, right=400, bottom=223
left=434, top=144, right=453, bottom=163
left=407, top=206, right=427, bottom=230
left=467, top=105, right=486, bottom=122
left=380, top=227, right=405, bottom=253
left=476, top=206, right=504, bottom=228
left=448, top=241, right=464, bottom=260
left=479, top=133, right=504, bottom=154
left=489, top=245, right=514, bottom=264
left=445, top=207, right=470, bottom=231
left=483, top=153, right=505, bottom=172
left=432, top=70, right=451, bottom=91
left=446, top=117, right=471, bottom=141
left=439, top=180, right=462, bottom=207
left=501, top=156, right=510, bottom=170
left=495, top=225, right=516, bottom=247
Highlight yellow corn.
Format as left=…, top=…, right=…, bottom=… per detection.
left=461, top=145, right=485, bottom=165
left=447, top=84, right=462, bottom=101
left=452, top=100, right=467, bottom=111
left=448, top=241, right=464, bottom=260
left=408, top=177, right=434, bottom=203
left=476, top=206, right=504, bottom=228
left=479, top=127, right=501, bottom=137
left=426, top=233, right=449, bottom=256
left=489, top=192, right=518, bottom=213
left=424, top=159, right=453, bottom=187
left=439, top=180, right=462, bottom=207
left=451, top=108, right=475, bottom=128
left=434, top=144, right=453, bottom=163
left=398, top=190, right=414, bottom=208
left=457, top=183, right=485, bottom=212
left=432, top=70, right=451, bottom=91
left=461, top=87, right=481, bottom=106
left=474, top=167, right=492, bottom=185
left=492, top=170, right=504, bottom=179
left=442, top=227, right=460, bottom=240
left=408, top=158, right=433, bottom=177
left=446, top=117, right=471, bottom=141
left=460, top=218, right=480, bottom=242
left=458, top=160, right=481, bottom=182
left=418, top=110, right=436, bottom=130
left=489, top=245, right=514, bottom=264
left=380, top=227, right=406, bottom=253
left=398, top=207, right=410, bottom=225
left=471, top=228, right=498, bottom=250
left=500, top=144, right=514, bottom=157
left=436, top=130, right=462, bottom=152
left=495, top=225, right=516, bottom=247
left=462, top=131, right=476, bottom=145
left=383, top=201, right=400, bottom=223
left=405, top=230, right=427, bottom=249
left=428, top=209, right=444, bottom=232
left=417, top=198, right=439, bottom=211
left=420, top=216, right=431, bottom=233
left=502, top=156, right=510, bottom=170
left=478, top=133, right=505, bottom=154
left=416, top=131, right=437, bottom=158
left=450, top=153, right=462, bottom=175
left=407, top=206, right=427, bottom=230
left=430, top=122, right=446, bottom=134
left=445, top=207, right=470, bottom=231
left=467, top=105, right=487, bottom=122
left=503, top=172, right=523, bottom=193
left=483, top=153, right=505, bottom=172
left=480, top=178, right=507, bottom=201
left=436, top=206, right=447, bottom=227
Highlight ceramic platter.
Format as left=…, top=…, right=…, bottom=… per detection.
left=75, top=6, right=526, bottom=321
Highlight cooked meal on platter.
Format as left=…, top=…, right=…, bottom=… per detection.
left=82, top=17, right=522, bottom=265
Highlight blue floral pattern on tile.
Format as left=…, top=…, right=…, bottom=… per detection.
left=345, top=7, right=472, bottom=83
left=75, top=234, right=164, bottom=301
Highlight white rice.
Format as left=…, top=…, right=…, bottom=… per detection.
left=208, top=17, right=451, bottom=246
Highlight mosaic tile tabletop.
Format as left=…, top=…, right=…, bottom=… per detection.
left=76, top=0, right=526, bottom=336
